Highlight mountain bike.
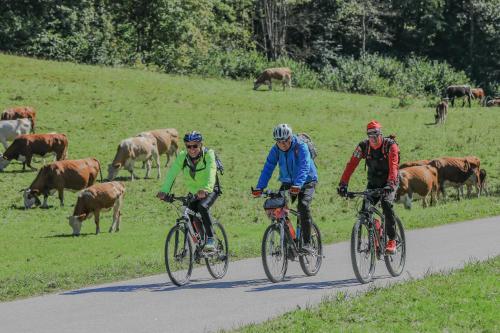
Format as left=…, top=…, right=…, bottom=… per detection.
left=346, top=188, right=406, bottom=284
left=162, top=193, right=229, bottom=286
left=255, top=189, right=323, bottom=283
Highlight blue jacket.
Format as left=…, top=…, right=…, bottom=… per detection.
left=256, top=136, right=318, bottom=189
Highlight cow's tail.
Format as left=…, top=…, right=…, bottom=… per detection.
left=96, top=158, right=103, bottom=182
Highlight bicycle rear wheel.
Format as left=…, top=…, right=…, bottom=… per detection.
left=205, top=222, right=229, bottom=279
left=261, top=224, right=288, bottom=283
left=299, top=223, right=323, bottom=276
left=165, top=224, right=193, bottom=286
left=350, top=219, right=376, bottom=284
left=384, top=217, right=406, bottom=277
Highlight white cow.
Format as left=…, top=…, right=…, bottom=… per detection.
left=0, top=119, right=32, bottom=150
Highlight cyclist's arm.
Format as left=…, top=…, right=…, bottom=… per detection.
left=159, top=151, right=185, bottom=193
left=201, top=149, right=217, bottom=192
left=256, top=145, right=279, bottom=189
left=293, top=141, right=310, bottom=188
left=386, top=144, right=399, bottom=187
left=340, top=144, right=364, bottom=184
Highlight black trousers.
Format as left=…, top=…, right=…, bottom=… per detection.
left=366, top=186, right=396, bottom=239
left=280, top=182, right=316, bottom=244
left=188, top=192, right=218, bottom=238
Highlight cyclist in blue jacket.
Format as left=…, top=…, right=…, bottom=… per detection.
left=252, top=124, right=318, bottom=250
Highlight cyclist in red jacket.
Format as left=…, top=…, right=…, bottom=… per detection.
left=337, top=120, right=400, bottom=254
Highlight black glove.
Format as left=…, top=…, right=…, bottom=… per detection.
left=383, top=184, right=394, bottom=197
left=337, top=183, right=348, bottom=197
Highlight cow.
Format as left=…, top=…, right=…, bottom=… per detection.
left=1, top=107, right=37, bottom=132
left=0, top=119, right=32, bottom=150
left=253, top=67, right=292, bottom=91
left=485, top=98, right=500, bottom=107
left=445, top=85, right=472, bottom=108
left=68, top=181, right=125, bottom=236
left=0, top=133, right=68, bottom=171
left=107, top=136, right=160, bottom=181
left=455, top=168, right=489, bottom=199
left=22, top=158, right=102, bottom=209
left=471, top=88, right=485, bottom=105
left=396, top=165, right=439, bottom=209
left=428, top=156, right=481, bottom=200
left=137, top=128, right=179, bottom=167
left=435, top=100, right=448, bottom=125
left=400, top=159, right=431, bottom=169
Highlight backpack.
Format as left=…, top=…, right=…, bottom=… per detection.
left=182, top=147, right=223, bottom=194
left=362, top=135, right=400, bottom=168
left=295, top=133, right=318, bottom=160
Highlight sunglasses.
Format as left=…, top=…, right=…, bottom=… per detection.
left=275, top=139, right=289, bottom=144
left=186, top=144, right=200, bottom=149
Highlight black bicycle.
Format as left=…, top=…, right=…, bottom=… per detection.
left=162, top=193, right=229, bottom=286
left=346, top=188, right=406, bottom=284
left=256, top=189, right=323, bottom=283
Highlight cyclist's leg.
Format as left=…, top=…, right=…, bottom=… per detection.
left=297, top=182, right=316, bottom=244
left=196, top=192, right=218, bottom=238
left=381, top=191, right=396, bottom=240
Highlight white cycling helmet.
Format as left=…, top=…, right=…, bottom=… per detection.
left=273, top=124, right=292, bottom=141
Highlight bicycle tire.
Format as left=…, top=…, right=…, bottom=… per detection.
left=350, top=219, right=376, bottom=284
left=165, top=224, right=193, bottom=286
left=384, top=217, right=406, bottom=277
left=205, top=222, right=229, bottom=279
left=299, top=222, right=323, bottom=276
left=261, top=224, right=288, bottom=283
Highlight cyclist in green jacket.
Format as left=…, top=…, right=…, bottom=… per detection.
left=157, top=131, right=220, bottom=251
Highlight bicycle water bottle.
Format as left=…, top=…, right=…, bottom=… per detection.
left=296, top=225, right=301, bottom=241
left=374, top=218, right=382, bottom=237
left=285, top=218, right=296, bottom=240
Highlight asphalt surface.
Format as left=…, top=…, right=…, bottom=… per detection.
left=1, top=216, right=499, bottom=333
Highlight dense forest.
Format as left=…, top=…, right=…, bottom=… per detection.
left=1, top=0, right=499, bottom=96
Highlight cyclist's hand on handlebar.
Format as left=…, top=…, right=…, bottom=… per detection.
left=383, top=182, right=396, bottom=197
left=289, top=185, right=300, bottom=196
left=157, top=192, right=173, bottom=202
left=337, top=182, right=348, bottom=197
left=196, top=190, right=208, bottom=199
left=252, top=188, right=263, bottom=198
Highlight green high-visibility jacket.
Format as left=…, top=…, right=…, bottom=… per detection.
left=160, top=149, right=217, bottom=194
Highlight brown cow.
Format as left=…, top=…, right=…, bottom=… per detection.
left=471, top=88, right=485, bottom=105
left=428, top=156, right=481, bottom=200
left=0, top=133, right=68, bottom=171
left=435, top=100, right=448, bottom=125
left=23, top=158, right=102, bottom=209
left=107, top=136, right=160, bottom=181
left=1, top=107, right=37, bottom=133
left=137, top=128, right=179, bottom=167
left=253, top=67, right=292, bottom=91
left=457, top=168, right=489, bottom=198
left=485, top=98, right=500, bottom=107
left=400, top=160, right=431, bottom=169
left=68, top=181, right=125, bottom=236
left=396, top=165, right=439, bottom=209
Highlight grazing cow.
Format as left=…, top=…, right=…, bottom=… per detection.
left=435, top=100, right=448, bottom=125
left=400, top=159, right=431, bottom=169
left=0, top=119, right=32, bottom=149
left=445, top=85, right=472, bottom=108
left=0, top=133, right=68, bottom=171
left=396, top=165, right=439, bottom=209
left=23, top=158, right=102, bottom=209
left=68, top=181, right=125, bottom=236
left=471, top=88, right=485, bottom=105
left=253, top=67, right=292, bottom=91
left=485, top=98, right=500, bottom=107
left=455, top=168, right=489, bottom=199
left=428, top=156, right=481, bottom=200
left=1, top=107, right=37, bottom=132
left=137, top=128, right=179, bottom=167
left=107, top=136, right=160, bottom=181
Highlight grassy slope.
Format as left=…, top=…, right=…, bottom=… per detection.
left=0, top=54, right=499, bottom=301
left=234, top=256, right=500, bottom=333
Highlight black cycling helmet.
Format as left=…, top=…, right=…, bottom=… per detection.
left=183, top=131, right=203, bottom=142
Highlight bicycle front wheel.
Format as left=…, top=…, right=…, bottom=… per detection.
left=299, top=222, right=323, bottom=276
left=350, top=219, right=376, bottom=284
left=384, top=217, right=406, bottom=277
left=165, top=224, right=193, bottom=286
left=205, top=222, right=229, bottom=279
left=261, top=224, right=288, bottom=283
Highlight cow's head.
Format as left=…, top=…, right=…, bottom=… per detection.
left=68, top=214, right=86, bottom=236
left=22, top=189, right=41, bottom=209
left=0, top=155, right=10, bottom=171
left=253, top=80, right=261, bottom=90
left=106, top=163, right=121, bottom=181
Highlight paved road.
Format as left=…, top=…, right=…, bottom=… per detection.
left=1, top=216, right=499, bottom=333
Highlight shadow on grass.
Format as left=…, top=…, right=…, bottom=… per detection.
left=9, top=204, right=55, bottom=210
left=62, top=275, right=368, bottom=296
left=42, top=233, right=94, bottom=238
left=0, top=169, right=34, bottom=174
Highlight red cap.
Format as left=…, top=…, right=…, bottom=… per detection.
left=367, top=120, right=382, bottom=132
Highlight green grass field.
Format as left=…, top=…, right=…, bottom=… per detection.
left=0, top=54, right=499, bottom=301
left=233, top=256, right=500, bottom=333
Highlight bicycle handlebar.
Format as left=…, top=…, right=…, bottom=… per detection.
left=345, top=188, right=386, bottom=199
